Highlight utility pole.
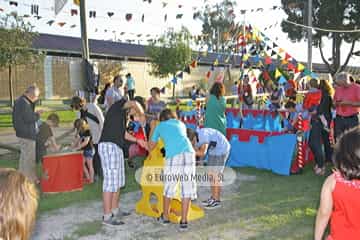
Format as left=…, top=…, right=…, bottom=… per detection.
left=307, top=0, right=313, bottom=71
left=79, top=0, right=90, bottom=100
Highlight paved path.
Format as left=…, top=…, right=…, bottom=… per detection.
left=32, top=174, right=257, bottom=240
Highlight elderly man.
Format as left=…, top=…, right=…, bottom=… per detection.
left=12, top=85, right=43, bottom=182
left=334, top=72, right=360, bottom=141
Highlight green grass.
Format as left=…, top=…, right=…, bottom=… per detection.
left=70, top=220, right=103, bottom=239
left=0, top=110, right=76, bottom=130
left=0, top=155, right=142, bottom=213
left=230, top=166, right=326, bottom=239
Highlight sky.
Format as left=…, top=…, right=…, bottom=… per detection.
left=0, top=0, right=359, bottom=66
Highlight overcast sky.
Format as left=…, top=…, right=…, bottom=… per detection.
left=0, top=0, right=359, bottom=66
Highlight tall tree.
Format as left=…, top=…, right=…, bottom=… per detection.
left=0, top=13, right=42, bottom=106
left=281, top=0, right=360, bottom=75
left=194, top=0, right=237, bottom=53
left=146, top=27, right=192, bottom=98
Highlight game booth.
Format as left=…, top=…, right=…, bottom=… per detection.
left=180, top=108, right=314, bottom=176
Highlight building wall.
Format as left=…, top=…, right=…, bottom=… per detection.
left=0, top=55, right=240, bottom=101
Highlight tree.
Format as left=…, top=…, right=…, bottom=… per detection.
left=146, top=27, right=192, bottom=98
left=281, top=0, right=360, bottom=75
left=194, top=0, right=237, bottom=53
left=0, top=13, right=42, bottom=106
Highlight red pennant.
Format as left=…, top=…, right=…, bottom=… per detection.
left=71, top=9, right=78, bottom=16
left=265, top=56, right=272, bottom=65
left=57, top=22, right=66, bottom=27
left=285, top=53, right=291, bottom=60
left=0, top=8, right=4, bottom=11
left=206, top=71, right=211, bottom=79
left=191, top=60, right=197, bottom=68
left=287, top=63, right=295, bottom=71
left=263, top=71, right=270, bottom=81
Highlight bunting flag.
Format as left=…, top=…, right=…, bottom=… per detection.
left=268, top=63, right=276, bottom=72
left=58, top=22, right=66, bottom=27
left=297, top=63, right=305, bottom=72
left=55, top=0, right=67, bottom=15
left=70, top=24, right=76, bottom=28
left=71, top=9, right=78, bottom=16
left=190, top=60, right=197, bottom=68
left=9, top=1, right=18, bottom=6
left=271, top=50, right=277, bottom=57
left=213, top=59, right=219, bottom=66
left=126, top=13, right=132, bottom=21
left=89, top=10, right=96, bottom=18
left=107, top=12, right=114, bottom=17
left=287, top=63, right=296, bottom=71
left=176, top=14, right=183, bottom=19
left=281, top=59, right=288, bottom=65
left=160, top=87, right=166, bottom=94
left=166, top=82, right=172, bottom=89
left=278, top=75, right=287, bottom=84
left=206, top=71, right=211, bottom=79
left=184, top=65, right=191, bottom=74
left=263, top=71, right=271, bottom=81
left=171, top=76, right=177, bottom=84
left=162, top=2, right=168, bottom=8
left=303, top=69, right=312, bottom=76
left=164, top=14, right=167, bottom=22
left=285, top=53, right=291, bottom=60
left=177, top=72, right=184, bottom=79
left=141, top=14, right=144, bottom=22
left=31, top=4, right=39, bottom=15
left=46, top=20, right=55, bottom=26
left=265, top=56, right=272, bottom=65
left=275, top=68, right=282, bottom=79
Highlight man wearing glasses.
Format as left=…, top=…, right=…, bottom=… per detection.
left=12, top=84, right=43, bottom=183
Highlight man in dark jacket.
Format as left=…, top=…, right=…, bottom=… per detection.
left=12, top=85, right=42, bottom=182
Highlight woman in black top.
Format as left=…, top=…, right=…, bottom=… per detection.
left=309, top=79, right=334, bottom=175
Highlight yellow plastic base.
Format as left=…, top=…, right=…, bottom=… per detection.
left=135, top=141, right=204, bottom=223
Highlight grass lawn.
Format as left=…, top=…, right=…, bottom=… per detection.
left=0, top=110, right=76, bottom=130
left=0, top=154, right=141, bottom=213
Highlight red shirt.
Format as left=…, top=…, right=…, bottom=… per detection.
left=334, top=83, right=360, bottom=117
left=328, top=172, right=360, bottom=240
left=303, top=89, right=322, bottom=110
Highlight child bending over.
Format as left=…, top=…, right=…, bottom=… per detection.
left=186, top=127, right=230, bottom=209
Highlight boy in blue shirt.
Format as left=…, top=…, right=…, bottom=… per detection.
left=149, top=109, right=196, bottom=231
left=187, top=128, right=230, bottom=209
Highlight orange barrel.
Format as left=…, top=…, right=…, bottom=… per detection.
left=41, top=151, right=84, bottom=193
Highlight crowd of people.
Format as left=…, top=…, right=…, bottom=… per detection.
left=2, top=70, right=360, bottom=238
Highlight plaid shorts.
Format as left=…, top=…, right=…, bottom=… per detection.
left=98, top=142, right=125, bottom=192
left=163, top=152, right=197, bottom=199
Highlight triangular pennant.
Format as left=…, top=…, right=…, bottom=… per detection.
left=297, top=63, right=305, bottom=71
left=266, top=45, right=272, bottom=51
left=285, top=53, right=291, bottom=60
left=171, top=76, right=177, bottom=84
left=184, top=66, right=191, bottom=74
left=177, top=72, right=184, bottom=79
left=107, top=12, right=114, bottom=17
left=57, top=22, right=66, bottom=27
left=190, top=60, right=197, bottom=68
left=47, top=20, right=55, bottom=26
left=303, top=69, right=312, bottom=76
left=70, top=24, right=76, bottom=28
left=162, top=2, right=167, bottom=8
left=141, top=14, right=144, bottom=22
left=287, top=63, right=296, bottom=71
left=263, top=71, right=270, bottom=81
left=278, top=48, right=284, bottom=53
left=273, top=42, right=278, bottom=48
left=125, top=13, right=132, bottom=21
left=281, top=59, right=288, bottom=65
left=160, top=87, right=166, bottom=94
left=176, top=14, right=183, bottom=19
left=268, top=63, right=276, bottom=72
left=71, top=9, right=78, bottom=16
left=206, top=71, right=211, bottom=79
left=213, top=59, right=219, bottom=66
left=164, top=14, right=167, bottom=22
left=265, top=56, right=272, bottom=65
left=271, top=50, right=277, bottom=56
left=275, top=68, right=282, bottom=79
